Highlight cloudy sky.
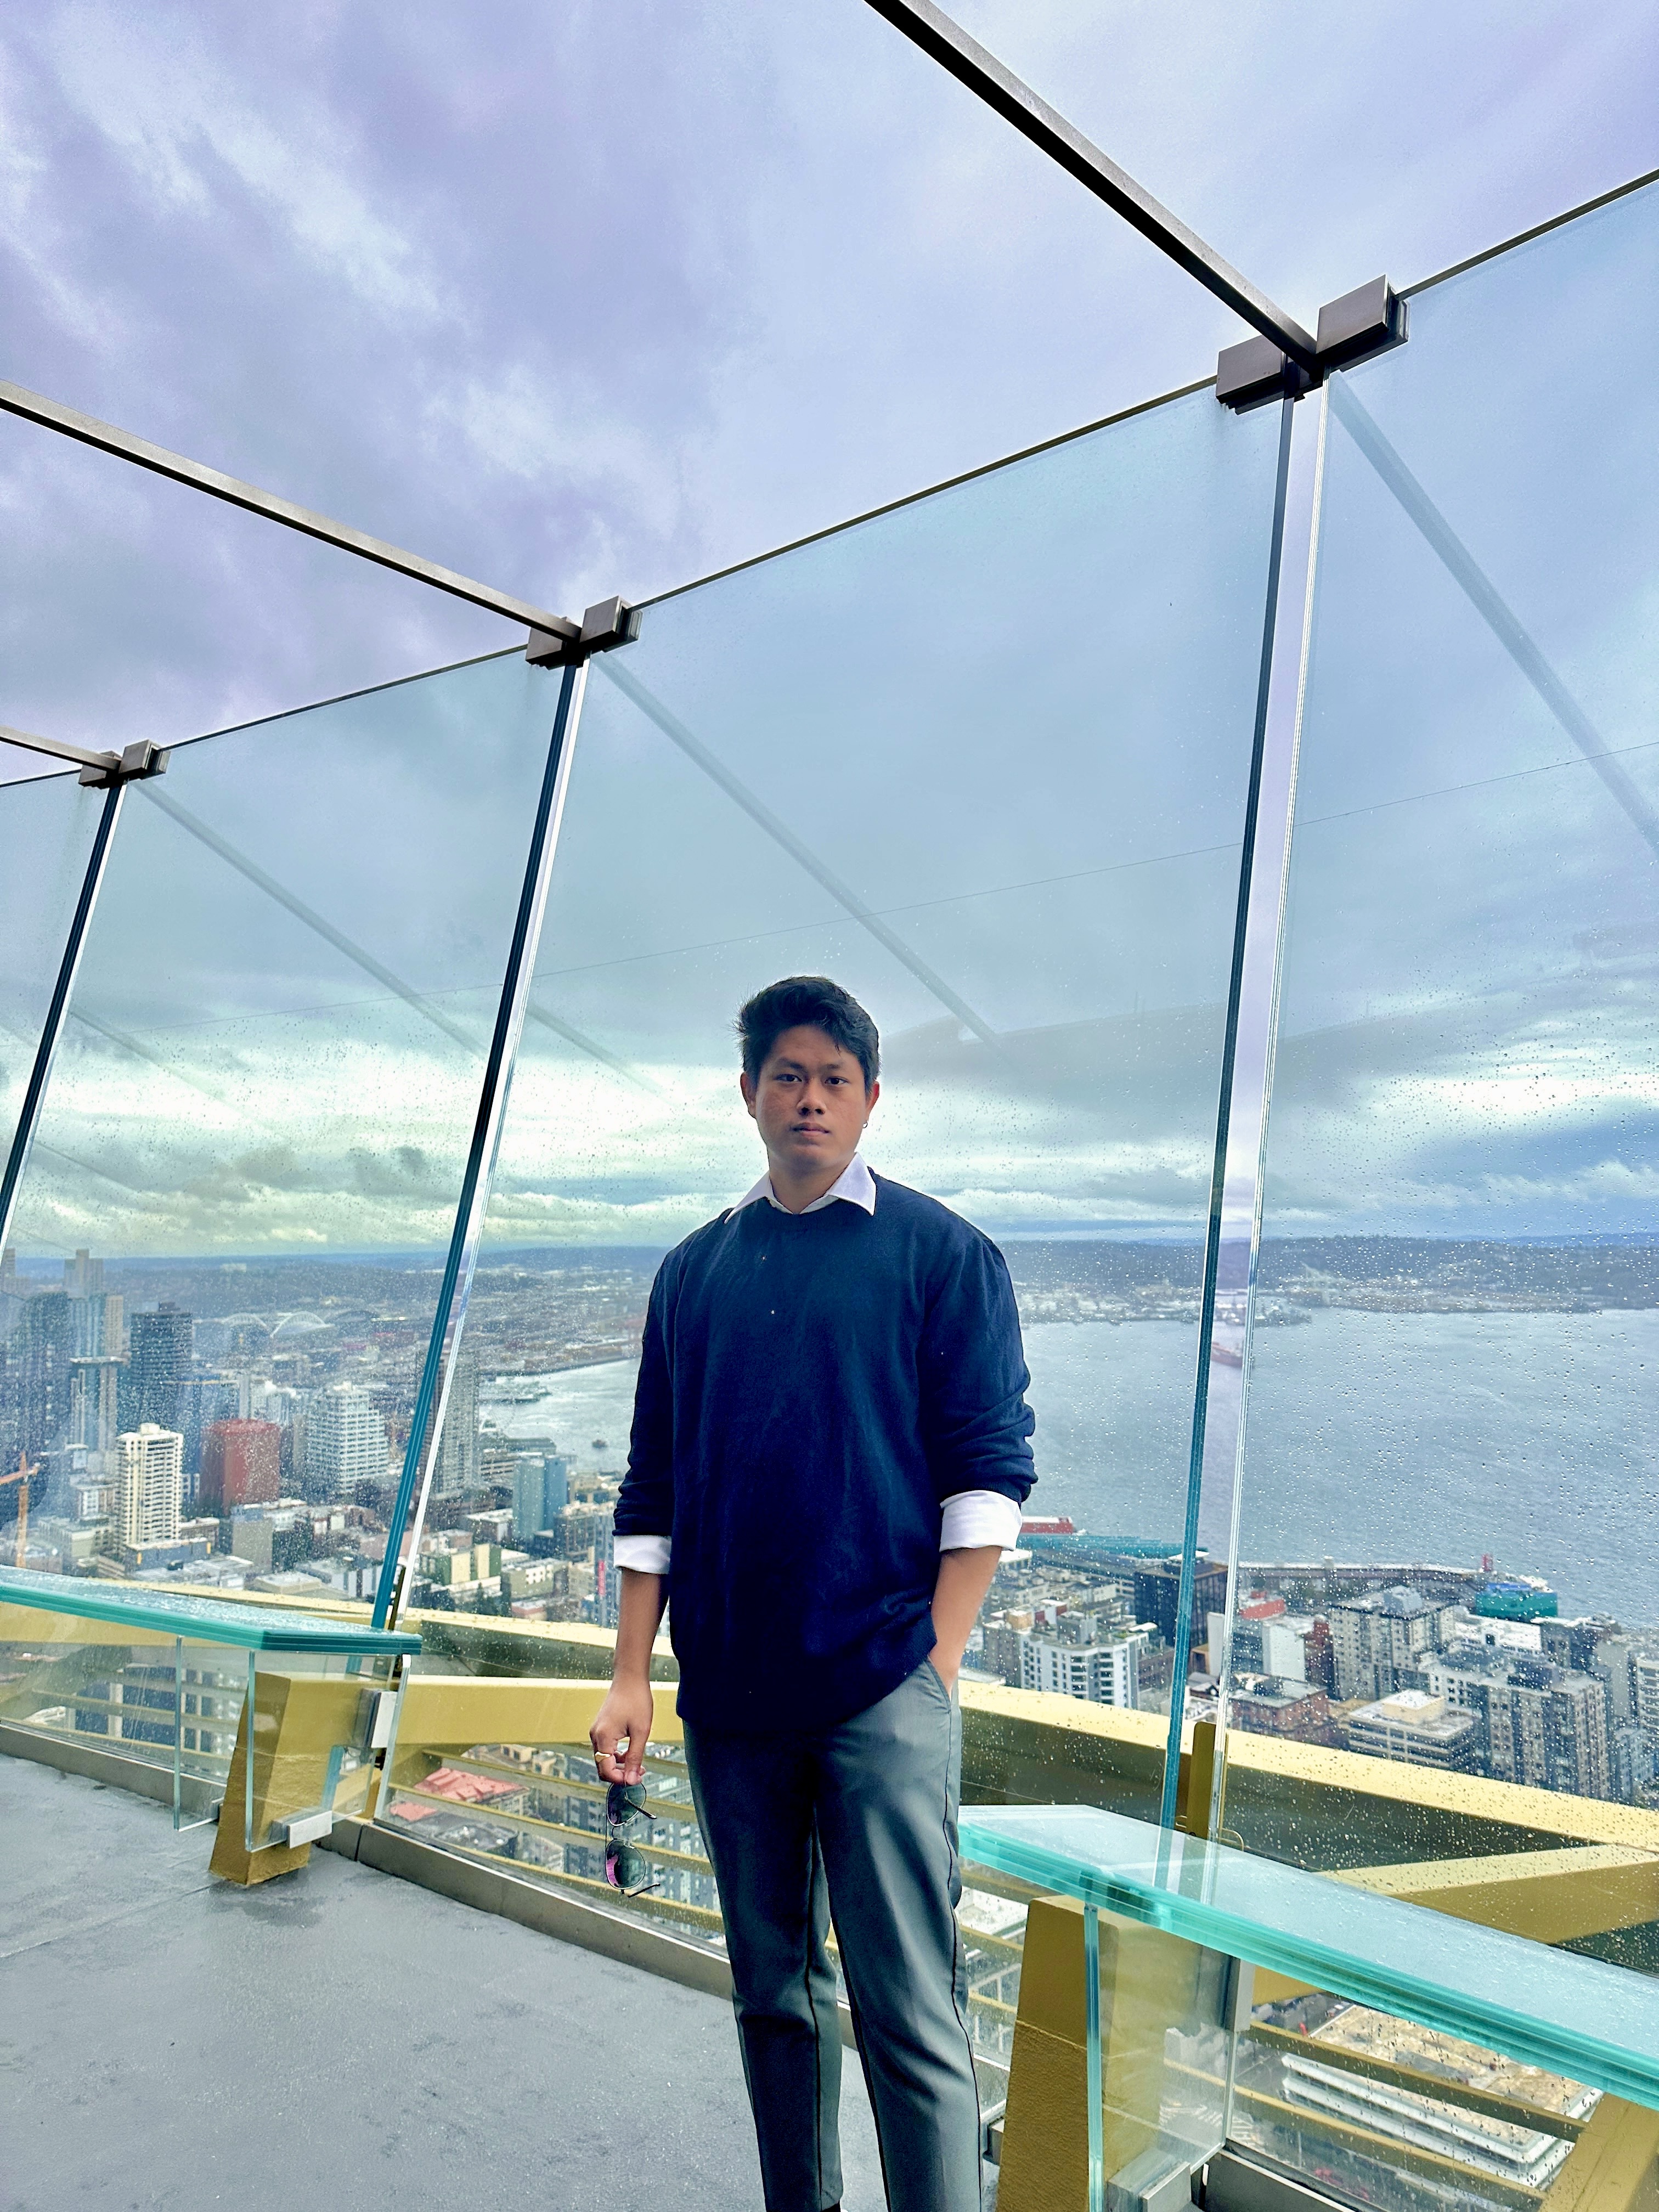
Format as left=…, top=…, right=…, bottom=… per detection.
left=2, top=0, right=1654, bottom=759
left=1, top=0, right=1656, bottom=1266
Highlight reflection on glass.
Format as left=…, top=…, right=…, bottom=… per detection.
left=1232, top=1987, right=1595, bottom=2212
left=0, top=654, right=561, bottom=1581
left=439, top=390, right=1283, bottom=1802
left=1227, top=184, right=1659, bottom=1870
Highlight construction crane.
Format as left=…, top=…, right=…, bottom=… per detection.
left=2, top=1449, right=41, bottom=1570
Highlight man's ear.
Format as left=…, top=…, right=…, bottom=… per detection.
left=865, top=1078, right=881, bottom=1116
left=739, top=1071, right=758, bottom=1121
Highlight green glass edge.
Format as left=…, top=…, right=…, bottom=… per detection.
left=0, top=1566, right=420, bottom=1655
left=957, top=1816, right=1659, bottom=2113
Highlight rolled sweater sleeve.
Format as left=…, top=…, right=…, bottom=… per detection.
left=918, top=1231, right=1036, bottom=1509
left=614, top=1260, right=676, bottom=1561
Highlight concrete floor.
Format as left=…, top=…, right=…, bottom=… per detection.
left=0, top=1753, right=905, bottom=2212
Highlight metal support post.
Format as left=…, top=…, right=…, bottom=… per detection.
left=1085, top=1901, right=1105, bottom=2212
left=373, top=656, right=592, bottom=1629
left=1200, top=388, right=1327, bottom=1846
left=1158, top=393, right=1297, bottom=1832
left=0, top=773, right=130, bottom=1261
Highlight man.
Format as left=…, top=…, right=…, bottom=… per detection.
left=592, top=974, right=1035, bottom=2212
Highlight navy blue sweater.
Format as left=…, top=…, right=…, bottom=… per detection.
left=616, top=1174, right=1035, bottom=1730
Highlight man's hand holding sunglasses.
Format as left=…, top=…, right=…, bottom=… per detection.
left=591, top=1565, right=666, bottom=1787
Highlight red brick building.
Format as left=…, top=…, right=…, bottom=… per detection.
left=199, top=1419, right=281, bottom=1513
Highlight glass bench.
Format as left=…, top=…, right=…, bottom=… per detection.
left=962, top=1803, right=1659, bottom=2212
left=0, top=1565, right=419, bottom=1875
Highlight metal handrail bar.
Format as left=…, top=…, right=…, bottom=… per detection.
left=861, top=0, right=1318, bottom=371
left=0, top=378, right=580, bottom=642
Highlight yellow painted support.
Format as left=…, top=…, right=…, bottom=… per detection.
left=1539, top=2096, right=1659, bottom=2212
left=1339, top=1844, right=1659, bottom=1945
left=388, top=1675, right=681, bottom=1774
left=209, top=1671, right=374, bottom=1887
left=1177, top=1718, right=1221, bottom=1838
left=0, top=1601, right=173, bottom=1649
left=997, top=1895, right=1205, bottom=2212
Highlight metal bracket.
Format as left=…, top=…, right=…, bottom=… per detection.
left=78, top=739, right=171, bottom=788
left=526, top=595, right=641, bottom=668
left=1, top=722, right=170, bottom=787
left=1218, top=277, right=1407, bottom=411
left=269, top=1806, right=335, bottom=1848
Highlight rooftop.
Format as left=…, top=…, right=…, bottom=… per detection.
left=2, top=1752, right=889, bottom=2212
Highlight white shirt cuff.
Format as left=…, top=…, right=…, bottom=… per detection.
left=613, top=1534, right=671, bottom=1574
left=939, top=1491, right=1024, bottom=1554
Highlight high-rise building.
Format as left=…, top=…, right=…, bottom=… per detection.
left=1329, top=1587, right=1458, bottom=1701
left=511, top=1451, right=569, bottom=1542
left=1612, top=1725, right=1657, bottom=1804
left=432, top=1346, right=480, bottom=1499
left=123, top=1306, right=193, bottom=1434
left=304, top=1384, right=387, bottom=1498
left=67, top=1284, right=119, bottom=1359
left=199, top=1419, right=282, bottom=1513
left=175, top=1375, right=240, bottom=1488
left=1544, top=1673, right=1612, bottom=1801
left=69, top=1356, right=122, bottom=1472
left=116, top=1424, right=183, bottom=1548
left=1430, top=1654, right=1612, bottom=1799
left=9, top=1283, right=74, bottom=1469
left=63, top=1250, right=104, bottom=1300
left=1020, top=1629, right=1143, bottom=1708
left=1633, top=1652, right=1659, bottom=1743
left=1133, top=1558, right=1227, bottom=1650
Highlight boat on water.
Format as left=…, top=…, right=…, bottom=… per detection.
left=1209, top=1337, right=1244, bottom=1368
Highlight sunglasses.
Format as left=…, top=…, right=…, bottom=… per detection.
left=603, top=1780, right=659, bottom=1898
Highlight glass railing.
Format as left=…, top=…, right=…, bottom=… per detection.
left=0, top=1565, right=415, bottom=1863
left=0, top=766, right=106, bottom=1175
left=1217, top=179, right=1659, bottom=1894
left=460, top=370, right=1286, bottom=1659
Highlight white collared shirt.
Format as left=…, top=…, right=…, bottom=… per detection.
left=613, top=1155, right=1025, bottom=1575
left=730, top=1150, right=877, bottom=1218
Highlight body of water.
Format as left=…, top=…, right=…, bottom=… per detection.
left=483, top=1308, right=1659, bottom=1628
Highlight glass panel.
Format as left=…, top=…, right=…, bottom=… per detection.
left=1224, top=185, right=1659, bottom=1906
left=1232, top=1983, right=1595, bottom=2212
left=0, top=767, right=109, bottom=1566
left=0, top=654, right=562, bottom=1593
left=412, top=385, right=1284, bottom=1827
left=0, top=766, right=104, bottom=1164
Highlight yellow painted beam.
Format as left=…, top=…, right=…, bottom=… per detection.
left=1245, top=2021, right=1585, bottom=2140
left=0, top=1601, right=174, bottom=1649
left=392, top=1675, right=682, bottom=1753
left=1541, top=2096, right=1659, bottom=2212
left=1339, top=1845, right=1659, bottom=1945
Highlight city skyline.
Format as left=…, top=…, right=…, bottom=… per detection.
left=5, top=1231, right=1657, bottom=1818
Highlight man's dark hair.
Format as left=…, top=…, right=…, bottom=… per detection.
left=737, top=977, right=880, bottom=1091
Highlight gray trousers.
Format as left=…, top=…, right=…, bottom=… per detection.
left=684, top=1661, right=981, bottom=2212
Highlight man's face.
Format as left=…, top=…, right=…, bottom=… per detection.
left=741, top=1024, right=877, bottom=1181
